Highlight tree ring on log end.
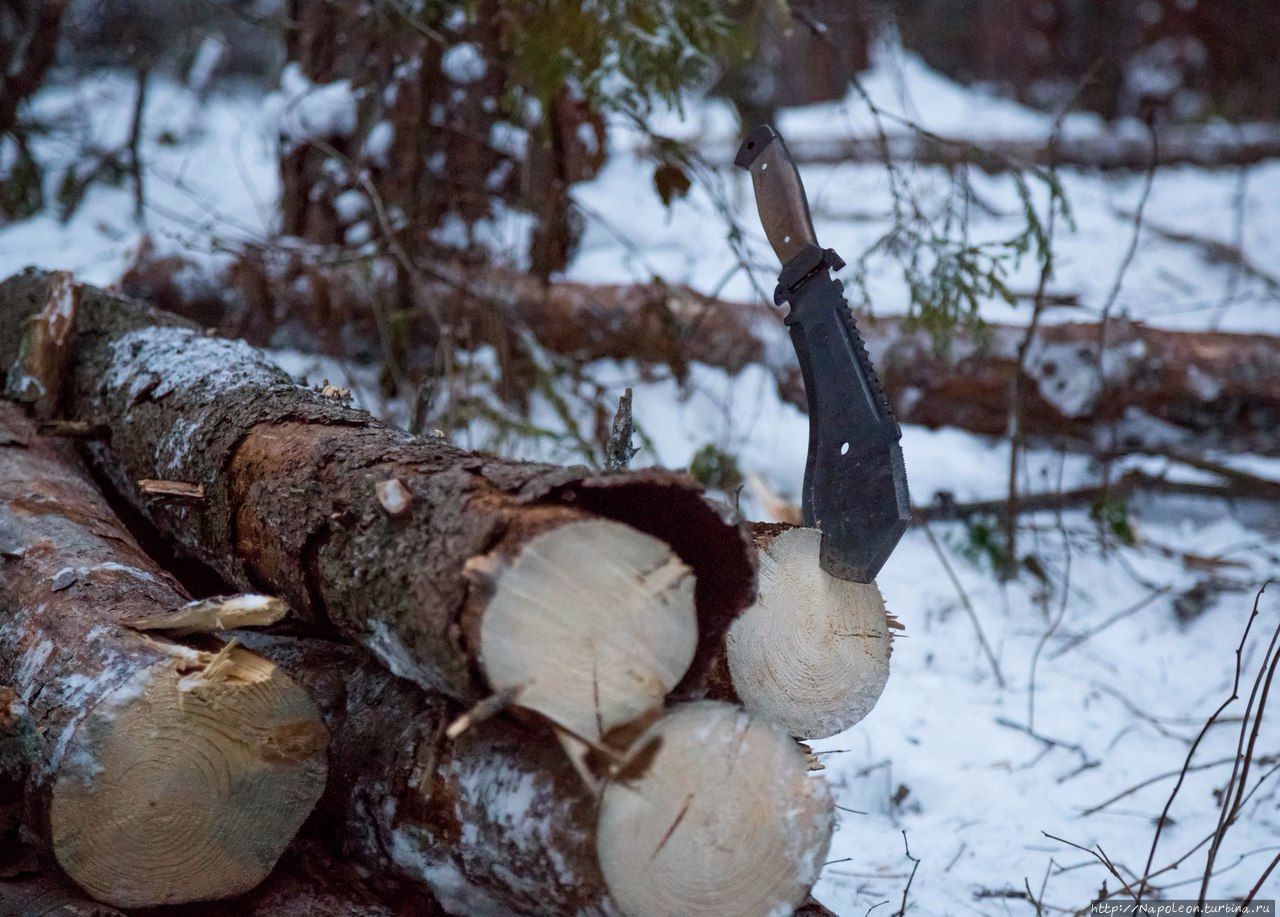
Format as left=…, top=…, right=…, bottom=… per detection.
left=596, top=700, right=833, bottom=917
left=728, top=527, right=891, bottom=739
left=48, top=647, right=327, bottom=908
left=478, top=519, right=697, bottom=743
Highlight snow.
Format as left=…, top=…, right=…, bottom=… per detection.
left=268, top=62, right=359, bottom=148
left=3, top=47, right=1279, bottom=913
left=442, top=43, right=488, bottom=85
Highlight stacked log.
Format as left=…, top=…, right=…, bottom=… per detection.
left=0, top=403, right=327, bottom=908
left=0, top=268, right=907, bottom=914
left=0, top=268, right=755, bottom=745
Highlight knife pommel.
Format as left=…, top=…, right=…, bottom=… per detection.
left=735, top=123, right=819, bottom=266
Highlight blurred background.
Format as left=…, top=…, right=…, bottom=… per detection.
left=4, top=1, right=1280, bottom=911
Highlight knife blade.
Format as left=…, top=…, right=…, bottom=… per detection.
left=735, top=124, right=910, bottom=583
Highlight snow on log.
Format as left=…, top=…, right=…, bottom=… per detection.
left=717, top=526, right=893, bottom=740
left=596, top=700, right=834, bottom=917
left=0, top=404, right=327, bottom=909
left=0, top=269, right=754, bottom=745
left=247, top=637, right=835, bottom=917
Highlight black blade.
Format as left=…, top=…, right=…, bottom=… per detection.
left=786, top=269, right=911, bottom=582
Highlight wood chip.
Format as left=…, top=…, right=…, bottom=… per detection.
left=137, top=479, right=205, bottom=500
left=375, top=478, right=412, bottom=515
left=125, top=594, right=286, bottom=636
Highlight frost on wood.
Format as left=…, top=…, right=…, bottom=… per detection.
left=244, top=636, right=617, bottom=916
left=476, top=519, right=696, bottom=742
left=0, top=270, right=753, bottom=721
left=596, top=701, right=834, bottom=917
left=0, top=404, right=326, bottom=909
left=727, top=527, right=892, bottom=740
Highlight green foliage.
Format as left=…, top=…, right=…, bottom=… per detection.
left=844, top=80, right=1073, bottom=353
left=502, top=0, right=732, bottom=118
left=949, top=515, right=1015, bottom=579
left=689, top=443, right=743, bottom=493
left=1089, top=496, right=1137, bottom=547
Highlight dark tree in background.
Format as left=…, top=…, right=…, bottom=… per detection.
left=277, top=0, right=729, bottom=288
left=0, top=0, right=68, bottom=220
left=894, top=0, right=1280, bottom=122
left=714, top=0, right=874, bottom=129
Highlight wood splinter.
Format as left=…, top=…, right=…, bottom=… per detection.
left=124, top=593, right=287, bottom=636
left=136, top=478, right=205, bottom=500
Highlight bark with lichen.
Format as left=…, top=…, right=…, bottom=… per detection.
left=243, top=634, right=617, bottom=917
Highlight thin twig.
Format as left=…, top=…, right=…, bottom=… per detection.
left=922, top=522, right=1005, bottom=688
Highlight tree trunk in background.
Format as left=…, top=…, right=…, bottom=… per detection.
left=0, top=0, right=68, bottom=137
left=278, top=0, right=606, bottom=290
left=120, top=253, right=1280, bottom=458
left=716, top=0, right=872, bottom=131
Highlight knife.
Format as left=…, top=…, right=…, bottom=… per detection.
left=735, top=124, right=910, bottom=583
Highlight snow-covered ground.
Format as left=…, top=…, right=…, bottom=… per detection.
left=4, top=47, right=1279, bottom=913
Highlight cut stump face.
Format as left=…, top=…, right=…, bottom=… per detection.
left=49, top=647, right=327, bottom=908
left=479, top=519, right=697, bottom=742
left=727, top=527, right=892, bottom=739
left=596, top=700, right=834, bottom=917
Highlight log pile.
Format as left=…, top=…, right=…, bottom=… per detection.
left=0, top=269, right=902, bottom=914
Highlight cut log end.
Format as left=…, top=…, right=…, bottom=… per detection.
left=596, top=700, right=834, bottom=917
left=49, top=645, right=328, bottom=908
left=728, top=527, right=892, bottom=740
left=478, top=518, right=697, bottom=743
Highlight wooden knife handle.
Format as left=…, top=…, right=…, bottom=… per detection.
left=735, top=124, right=820, bottom=266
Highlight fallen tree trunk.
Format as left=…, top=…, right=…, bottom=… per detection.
left=122, top=253, right=1280, bottom=455
left=703, top=123, right=1280, bottom=171
left=478, top=277, right=1280, bottom=455
left=0, top=269, right=755, bottom=744
left=0, top=403, right=328, bottom=909
left=245, top=635, right=835, bottom=917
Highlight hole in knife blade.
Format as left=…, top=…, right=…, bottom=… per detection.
left=761, top=162, right=768, bottom=171
left=784, top=235, right=791, bottom=244
left=840, top=442, right=849, bottom=455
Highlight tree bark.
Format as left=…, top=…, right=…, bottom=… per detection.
left=245, top=634, right=834, bottom=917
left=0, top=403, right=328, bottom=909
left=0, top=873, right=125, bottom=916
left=243, top=635, right=609, bottom=916
left=0, top=270, right=755, bottom=741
